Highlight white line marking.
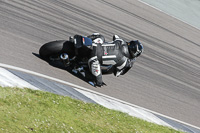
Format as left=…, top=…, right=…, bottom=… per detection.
left=0, top=67, right=39, bottom=90
left=74, top=88, right=172, bottom=128
left=0, top=63, right=199, bottom=130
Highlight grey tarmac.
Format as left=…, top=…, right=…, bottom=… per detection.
left=0, top=0, right=200, bottom=128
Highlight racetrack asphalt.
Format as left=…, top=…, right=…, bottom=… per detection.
left=0, top=0, right=200, bottom=128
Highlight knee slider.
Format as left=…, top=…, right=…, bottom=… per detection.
left=89, top=57, right=101, bottom=76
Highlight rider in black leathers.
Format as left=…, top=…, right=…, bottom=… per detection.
left=86, top=33, right=144, bottom=87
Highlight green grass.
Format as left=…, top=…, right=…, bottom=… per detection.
left=0, top=87, right=183, bottom=133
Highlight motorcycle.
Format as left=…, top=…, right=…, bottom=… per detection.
left=39, top=35, right=114, bottom=87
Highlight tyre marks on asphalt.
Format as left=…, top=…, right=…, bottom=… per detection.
left=0, top=0, right=200, bottom=127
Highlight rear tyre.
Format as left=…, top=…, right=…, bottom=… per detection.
left=39, top=40, right=66, bottom=60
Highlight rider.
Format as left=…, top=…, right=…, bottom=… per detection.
left=86, top=33, right=144, bottom=87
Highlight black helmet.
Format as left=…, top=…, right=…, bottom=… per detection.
left=128, top=40, right=143, bottom=58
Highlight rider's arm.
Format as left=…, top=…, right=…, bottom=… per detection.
left=114, top=58, right=136, bottom=77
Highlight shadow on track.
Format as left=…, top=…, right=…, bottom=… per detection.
left=32, top=52, right=99, bottom=87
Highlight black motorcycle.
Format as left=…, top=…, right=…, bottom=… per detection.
left=39, top=35, right=113, bottom=86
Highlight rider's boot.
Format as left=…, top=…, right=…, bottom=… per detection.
left=87, top=33, right=105, bottom=44
left=113, top=35, right=120, bottom=41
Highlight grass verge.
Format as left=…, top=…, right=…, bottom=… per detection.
left=0, top=87, right=183, bottom=132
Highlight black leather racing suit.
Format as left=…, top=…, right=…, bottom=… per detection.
left=88, top=38, right=136, bottom=86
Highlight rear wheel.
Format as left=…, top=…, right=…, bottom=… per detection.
left=39, top=40, right=74, bottom=60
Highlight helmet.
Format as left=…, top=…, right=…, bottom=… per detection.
left=128, top=40, right=143, bottom=58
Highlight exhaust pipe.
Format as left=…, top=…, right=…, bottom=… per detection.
left=60, top=53, right=70, bottom=67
